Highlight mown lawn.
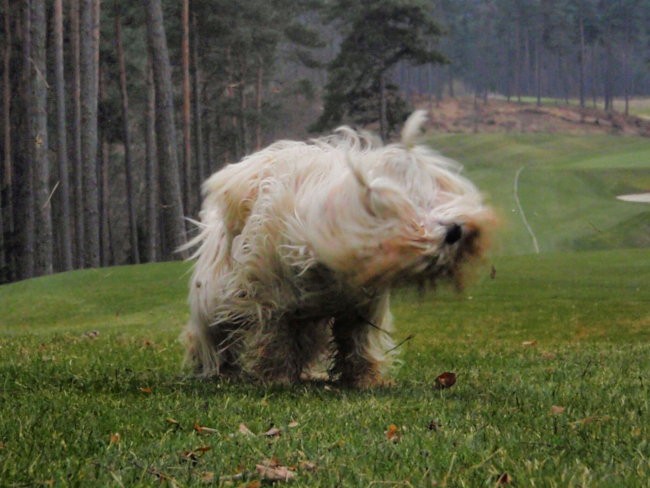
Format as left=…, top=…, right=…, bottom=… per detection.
left=1, top=134, right=649, bottom=486
left=1, top=249, right=648, bottom=487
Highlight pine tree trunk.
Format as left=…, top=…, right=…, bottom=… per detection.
left=255, top=59, right=263, bottom=151
left=1, top=0, right=13, bottom=280
left=378, top=71, right=388, bottom=142
left=80, top=0, right=100, bottom=268
left=16, top=0, right=34, bottom=279
left=145, top=56, right=158, bottom=262
left=98, top=64, right=111, bottom=267
left=191, top=10, right=206, bottom=204
left=70, top=0, right=84, bottom=268
left=181, top=0, right=192, bottom=217
left=578, top=14, right=586, bottom=109
left=145, top=0, right=187, bottom=259
left=29, top=0, right=52, bottom=277
left=53, top=0, right=72, bottom=271
left=114, top=1, right=140, bottom=264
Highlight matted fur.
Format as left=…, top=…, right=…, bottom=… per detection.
left=182, top=111, right=493, bottom=387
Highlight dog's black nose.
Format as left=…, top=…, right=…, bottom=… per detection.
left=444, top=224, right=463, bottom=245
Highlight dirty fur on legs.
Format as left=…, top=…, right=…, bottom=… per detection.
left=181, top=110, right=494, bottom=388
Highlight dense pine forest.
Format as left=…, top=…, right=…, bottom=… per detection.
left=1, top=0, right=649, bottom=283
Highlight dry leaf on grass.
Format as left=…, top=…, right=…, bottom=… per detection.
left=256, top=463, right=296, bottom=481
left=496, top=472, right=512, bottom=484
left=109, top=433, right=120, bottom=445
left=288, top=420, right=299, bottom=428
left=200, top=471, right=215, bottom=483
left=264, top=426, right=282, bottom=438
left=238, top=423, right=256, bottom=436
left=139, top=386, right=153, bottom=394
left=522, top=340, right=537, bottom=347
left=193, top=423, right=218, bottom=434
left=385, top=424, right=401, bottom=443
left=550, top=405, right=566, bottom=415
left=165, top=418, right=179, bottom=426
left=434, top=371, right=457, bottom=389
left=298, top=460, right=317, bottom=472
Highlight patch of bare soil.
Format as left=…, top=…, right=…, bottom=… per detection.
left=419, top=97, right=650, bottom=137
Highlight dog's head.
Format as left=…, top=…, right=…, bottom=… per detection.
left=334, top=111, right=495, bottom=290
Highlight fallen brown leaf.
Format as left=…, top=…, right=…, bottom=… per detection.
left=109, top=433, right=121, bottom=445
left=299, top=460, right=317, bottom=472
left=139, top=386, right=153, bottom=394
left=200, top=471, right=215, bottom=483
left=522, top=340, right=537, bottom=347
left=264, top=426, right=281, bottom=438
left=256, top=463, right=296, bottom=481
left=193, top=423, right=218, bottom=434
left=238, top=423, right=255, bottom=436
left=497, top=472, right=512, bottom=484
left=550, top=405, right=566, bottom=415
left=385, top=424, right=401, bottom=443
left=434, top=371, right=457, bottom=389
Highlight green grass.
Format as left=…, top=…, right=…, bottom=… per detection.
left=429, top=134, right=650, bottom=255
left=2, top=134, right=650, bottom=486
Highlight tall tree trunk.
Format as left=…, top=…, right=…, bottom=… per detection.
left=191, top=10, right=206, bottom=206
left=29, top=0, right=52, bottom=276
left=53, top=0, right=72, bottom=271
left=70, top=0, right=84, bottom=268
left=145, top=0, right=187, bottom=259
left=1, top=0, right=13, bottom=280
left=535, top=38, right=542, bottom=107
left=254, top=58, right=263, bottom=151
left=16, top=0, right=34, bottom=279
left=378, top=71, right=388, bottom=142
left=578, top=14, right=586, bottom=109
left=114, top=0, right=139, bottom=264
left=98, top=64, right=111, bottom=267
left=80, top=0, right=100, bottom=268
left=145, top=55, right=158, bottom=262
left=181, top=0, right=192, bottom=217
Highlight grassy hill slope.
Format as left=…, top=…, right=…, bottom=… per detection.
left=429, top=134, right=650, bottom=255
left=1, top=134, right=649, bottom=486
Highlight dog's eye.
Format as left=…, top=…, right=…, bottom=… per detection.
left=444, top=224, right=463, bottom=245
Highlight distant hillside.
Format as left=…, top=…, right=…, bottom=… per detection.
left=421, top=98, right=650, bottom=137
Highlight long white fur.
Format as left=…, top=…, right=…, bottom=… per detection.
left=182, top=110, right=490, bottom=382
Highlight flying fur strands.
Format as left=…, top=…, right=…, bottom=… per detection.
left=182, top=110, right=494, bottom=387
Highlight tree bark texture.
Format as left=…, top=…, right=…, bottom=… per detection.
left=191, top=11, right=206, bottom=210
left=80, top=0, right=100, bottom=268
left=53, top=0, right=72, bottom=271
left=145, top=55, right=158, bottom=262
left=181, top=0, right=192, bottom=217
left=1, top=0, right=12, bottom=278
left=114, top=1, right=139, bottom=264
left=145, top=0, right=187, bottom=259
left=70, top=0, right=84, bottom=268
left=29, top=0, right=52, bottom=276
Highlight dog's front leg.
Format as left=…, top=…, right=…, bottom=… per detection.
left=330, top=292, right=394, bottom=388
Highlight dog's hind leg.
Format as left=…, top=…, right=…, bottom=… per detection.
left=330, top=292, right=395, bottom=388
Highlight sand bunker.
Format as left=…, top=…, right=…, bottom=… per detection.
left=616, top=193, right=650, bottom=203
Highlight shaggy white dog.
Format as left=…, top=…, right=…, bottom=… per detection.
left=183, top=111, right=493, bottom=387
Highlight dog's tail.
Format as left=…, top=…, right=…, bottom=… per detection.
left=400, top=110, right=428, bottom=148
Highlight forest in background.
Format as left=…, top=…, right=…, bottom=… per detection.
left=1, top=0, right=649, bottom=283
